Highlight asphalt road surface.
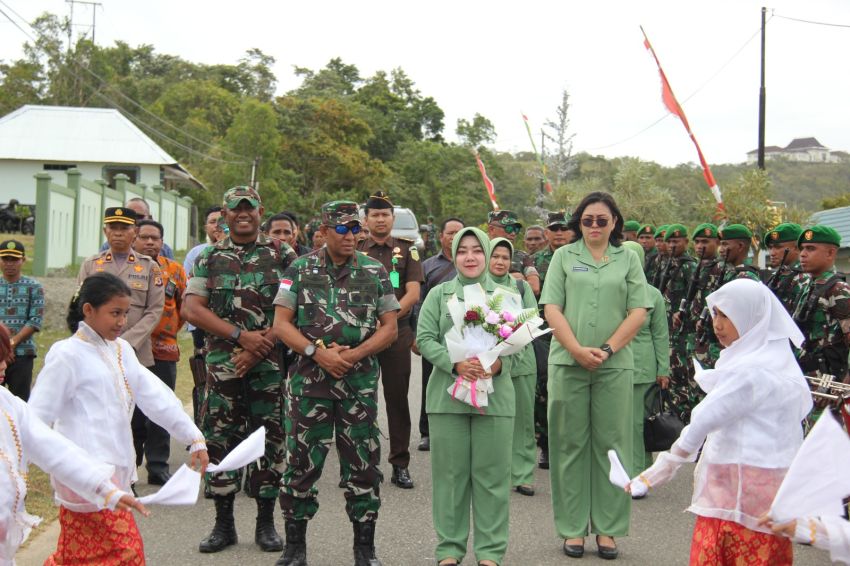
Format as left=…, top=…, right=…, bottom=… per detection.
left=18, top=353, right=830, bottom=565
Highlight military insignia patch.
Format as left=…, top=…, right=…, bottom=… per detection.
left=410, top=246, right=419, bottom=261
left=704, top=228, right=711, bottom=236
left=673, top=230, right=681, bottom=237
left=804, top=230, right=813, bottom=241
left=771, top=231, right=779, bottom=240
left=280, top=278, right=293, bottom=292
left=154, top=277, right=163, bottom=286
left=116, top=209, right=124, bottom=216
left=134, top=265, right=143, bottom=272
left=132, top=282, right=143, bottom=289
left=5, top=242, right=12, bottom=249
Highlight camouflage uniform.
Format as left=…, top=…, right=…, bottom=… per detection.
left=186, top=193, right=296, bottom=499
left=793, top=268, right=850, bottom=382
left=692, top=259, right=731, bottom=369
left=662, top=252, right=698, bottom=423
left=531, top=245, right=554, bottom=455
left=275, top=202, right=400, bottom=524
left=763, top=223, right=805, bottom=314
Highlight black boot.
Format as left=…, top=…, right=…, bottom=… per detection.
left=199, top=494, right=237, bottom=553
left=353, top=521, right=382, bottom=566
left=255, top=498, right=283, bottom=552
left=275, top=520, right=307, bottom=566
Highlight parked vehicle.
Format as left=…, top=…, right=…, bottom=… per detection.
left=360, top=205, right=424, bottom=248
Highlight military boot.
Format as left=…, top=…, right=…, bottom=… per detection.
left=255, top=497, right=283, bottom=552
left=353, top=521, right=382, bottom=566
left=275, top=519, right=307, bottom=566
left=199, top=494, right=237, bottom=553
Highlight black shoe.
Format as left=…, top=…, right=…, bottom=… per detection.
left=631, top=493, right=646, bottom=500
left=255, top=498, right=283, bottom=552
left=353, top=521, right=382, bottom=566
left=275, top=520, right=307, bottom=566
left=596, top=536, right=618, bottom=560
left=199, top=495, right=237, bottom=553
left=147, top=470, right=171, bottom=486
left=538, top=449, right=550, bottom=470
left=418, top=437, right=430, bottom=451
left=515, top=485, right=535, bottom=496
left=391, top=465, right=414, bottom=489
left=563, top=539, right=584, bottom=558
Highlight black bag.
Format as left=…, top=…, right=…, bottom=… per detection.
left=643, top=385, right=685, bottom=452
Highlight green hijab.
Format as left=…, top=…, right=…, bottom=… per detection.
left=451, top=227, right=492, bottom=286
left=488, top=236, right=514, bottom=286
left=621, top=240, right=645, bottom=264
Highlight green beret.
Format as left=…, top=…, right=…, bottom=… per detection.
left=663, top=223, right=688, bottom=241
left=693, top=223, right=719, bottom=239
left=654, top=224, right=670, bottom=239
left=764, top=223, right=803, bottom=247
left=623, top=220, right=641, bottom=232
left=638, top=224, right=655, bottom=236
left=719, top=224, right=753, bottom=241
left=798, top=225, right=841, bottom=247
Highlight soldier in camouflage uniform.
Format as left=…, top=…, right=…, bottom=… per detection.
left=718, top=224, right=762, bottom=283
left=183, top=186, right=297, bottom=554
left=690, top=224, right=729, bottom=370
left=530, top=211, right=571, bottom=469
left=792, top=226, right=850, bottom=423
left=272, top=201, right=400, bottom=566
left=661, top=224, right=699, bottom=422
left=764, top=222, right=804, bottom=313
left=637, top=224, right=656, bottom=271
left=486, top=210, right=541, bottom=296
left=646, top=224, right=670, bottom=286
left=623, top=219, right=641, bottom=242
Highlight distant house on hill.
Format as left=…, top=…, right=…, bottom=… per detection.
left=747, top=137, right=849, bottom=164
left=0, top=105, right=204, bottom=204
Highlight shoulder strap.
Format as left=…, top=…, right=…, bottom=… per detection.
left=515, top=277, right=526, bottom=297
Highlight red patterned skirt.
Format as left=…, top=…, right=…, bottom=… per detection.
left=44, top=507, right=145, bottom=565
left=690, top=516, right=792, bottom=566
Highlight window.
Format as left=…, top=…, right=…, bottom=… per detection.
left=43, top=164, right=77, bottom=171
left=102, top=165, right=140, bottom=189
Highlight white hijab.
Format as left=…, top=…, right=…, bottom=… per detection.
left=702, top=278, right=804, bottom=389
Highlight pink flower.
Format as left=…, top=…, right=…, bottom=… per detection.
left=501, top=311, right=516, bottom=323
left=499, top=324, right=514, bottom=339
left=485, top=311, right=500, bottom=325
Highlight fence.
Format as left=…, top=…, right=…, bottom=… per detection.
left=33, top=169, right=194, bottom=276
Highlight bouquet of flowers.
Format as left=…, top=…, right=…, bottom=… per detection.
left=444, top=283, right=551, bottom=411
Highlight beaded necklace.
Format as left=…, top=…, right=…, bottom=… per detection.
left=75, top=328, right=134, bottom=415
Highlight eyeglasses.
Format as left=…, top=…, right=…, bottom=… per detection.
left=580, top=217, right=610, bottom=228
left=548, top=225, right=570, bottom=232
left=334, top=224, right=362, bottom=235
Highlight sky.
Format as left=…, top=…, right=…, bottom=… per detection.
left=1, top=0, right=849, bottom=167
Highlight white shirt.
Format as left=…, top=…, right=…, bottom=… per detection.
left=0, top=388, right=122, bottom=565
left=29, top=322, right=205, bottom=512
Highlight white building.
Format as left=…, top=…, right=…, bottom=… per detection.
left=0, top=105, right=203, bottom=204
left=746, top=137, right=849, bottom=164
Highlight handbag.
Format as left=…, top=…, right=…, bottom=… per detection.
left=643, top=385, right=685, bottom=452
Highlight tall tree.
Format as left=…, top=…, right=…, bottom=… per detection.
left=544, top=89, right=576, bottom=187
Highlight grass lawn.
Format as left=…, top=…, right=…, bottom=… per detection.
left=22, top=328, right=196, bottom=543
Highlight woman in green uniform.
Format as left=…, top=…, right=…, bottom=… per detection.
left=489, top=237, right=538, bottom=496
left=539, top=192, right=648, bottom=560
left=417, top=227, right=515, bottom=566
left=621, top=241, right=670, bottom=477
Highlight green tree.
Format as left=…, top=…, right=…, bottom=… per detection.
left=456, top=113, right=496, bottom=148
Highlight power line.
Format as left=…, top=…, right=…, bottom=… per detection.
left=0, top=0, right=251, bottom=164
left=774, top=13, right=850, bottom=29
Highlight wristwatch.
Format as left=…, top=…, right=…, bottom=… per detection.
left=600, top=343, right=615, bottom=357
left=303, top=343, right=317, bottom=358
left=229, top=326, right=242, bottom=342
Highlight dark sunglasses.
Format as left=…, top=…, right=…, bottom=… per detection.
left=504, top=224, right=521, bottom=235
left=334, top=224, right=362, bottom=235
left=580, top=217, right=610, bottom=228
left=548, top=225, right=570, bottom=232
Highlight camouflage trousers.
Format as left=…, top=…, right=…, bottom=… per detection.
left=668, top=331, right=703, bottom=425
left=533, top=334, right=552, bottom=449
left=279, top=394, right=383, bottom=523
left=202, top=369, right=286, bottom=499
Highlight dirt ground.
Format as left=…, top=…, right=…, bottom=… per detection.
left=39, top=276, right=78, bottom=332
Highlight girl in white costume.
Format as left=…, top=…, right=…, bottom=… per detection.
left=29, top=273, right=208, bottom=565
left=627, top=279, right=812, bottom=565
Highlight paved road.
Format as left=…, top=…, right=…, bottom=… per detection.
left=19, top=353, right=830, bottom=565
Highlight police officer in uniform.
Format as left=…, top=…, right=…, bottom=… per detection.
left=78, top=207, right=164, bottom=370
left=764, top=223, right=804, bottom=313
left=357, top=191, right=423, bottom=489
left=486, top=210, right=541, bottom=296
left=183, top=186, right=296, bottom=554
left=273, top=200, right=400, bottom=566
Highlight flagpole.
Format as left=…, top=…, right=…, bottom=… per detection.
left=758, top=6, right=767, bottom=170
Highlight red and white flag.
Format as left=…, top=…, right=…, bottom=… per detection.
left=475, top=153, right=499, bottom=210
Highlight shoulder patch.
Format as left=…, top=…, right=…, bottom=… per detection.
left=410, top=246, right=420, bottom=261
left=396, top=236, right=414, bottom=243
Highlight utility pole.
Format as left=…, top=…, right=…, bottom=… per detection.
left=540, top=129, right=546, bottom=195
left=66, top=0, right=102, bottom=45
left=757, top=6, right=767, bottom=170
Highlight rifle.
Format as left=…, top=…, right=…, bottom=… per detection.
left=696, top=253, right=728, bottom=347
left=765, top=248, right=790, bottom=291
left=677, top=248, right=706, bottom=325
left=656, top=255, right=674, bottom=291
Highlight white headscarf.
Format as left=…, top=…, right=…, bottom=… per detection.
left=703, top=278, right=804, bottom=386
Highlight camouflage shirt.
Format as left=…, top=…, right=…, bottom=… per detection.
left=510, top=249, right=539, bottom=279
left=721, top=263, right=762, bottom=284
left=661, top=254, right=697, bottom=326
left=273, top=249, right=400, bottom=400
left=186, top=233, right=296, bottom=375
left=765, top=261, right=803, bottom=314
left=792, top=269, right=850, bottom=378
left=532, top=247, right=556, bottom=283
left=644, top=249, right=660, bottom=284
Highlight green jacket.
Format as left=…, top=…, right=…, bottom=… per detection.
left=631, top=285, right=669, bottom=384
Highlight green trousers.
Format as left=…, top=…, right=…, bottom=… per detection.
left=511, top=373, right=537, bottom=487
left=430, top=413, right=513, bottom=565
left=631, top=382, right=654, bottom=474
left=548, top=365, right=633, bottom=538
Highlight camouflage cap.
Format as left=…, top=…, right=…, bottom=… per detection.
left=223, top=186, right=261, bottom=209
left=321, top=200, right=361, bottom=226
left=103, top=206, right=137, bottom=225
left=488, top=210, right=522, bottom=229
left=623, top=220, right=641, bottom=232
left=764, top=222, right=803, bottom=246
left=638, top=224, right=656, bottom=236
left=718, top=224, right=753, bottom=241
left=693, top=223, right=719, bottom=239
left=798, top=225, right=841, bottom=247
left=664, top=223, right=689, bottom=241
left=0, top=239, right=25, bottom=259
left=654, top=224, right=670, bottom=239
left=546, top=211, right=569, bottom=228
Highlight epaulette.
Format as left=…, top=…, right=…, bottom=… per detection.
left=396, top=236, right=415, bottom=244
